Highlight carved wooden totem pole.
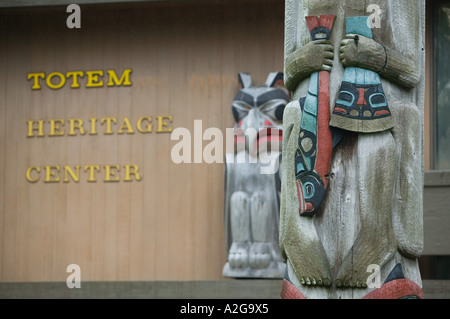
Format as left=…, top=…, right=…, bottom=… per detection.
left=223, top=72, right=290, bottom=278
left=280, top=0, right=425, bottom=298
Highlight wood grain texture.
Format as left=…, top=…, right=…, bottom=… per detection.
left=281, top=0, right=426, bottom=299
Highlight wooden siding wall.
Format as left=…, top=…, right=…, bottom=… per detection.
left=0, top=1, right=285, bottom=282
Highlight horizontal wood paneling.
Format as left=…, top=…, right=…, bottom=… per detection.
left=0, top=1, right=285, bottom=282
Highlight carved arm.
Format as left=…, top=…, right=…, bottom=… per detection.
left=340, top=34, right=420, bottom=89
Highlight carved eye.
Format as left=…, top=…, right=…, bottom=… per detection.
left=369, top=93, right=387, bottom=108
left=303, top=182, right=315, bottom=199
left=232, top=101, right=252, bottom=123
left=336, top=91, right=355, bottom=107
left=259, top=99, right=288, bottom=122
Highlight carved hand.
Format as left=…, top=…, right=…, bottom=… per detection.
left=285, top=40, right=334, bottom=92
left=340, top=34, right=420, bottom=89
left=339, top=34, right=385, bottom=71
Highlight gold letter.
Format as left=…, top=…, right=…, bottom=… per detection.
left=44, top=165, right=60, bottom=183
left=49, top=119, right=65, bottom=136
left=107, top=69, right=132, bottom=87
left=66, top=71, right=84, bottom=88
left=26, top=166, right=40, bottom=183
left=46, top=72, right=66, bottom=90
left=89, top=118, right=98, bottom=135
left=64, top=165, right=80, bottom=182
left=104, top=165, right=120, bottom=182
left=27, top=73, right=45, bottom=90
left=84, top=165, right=100, bottom=182
left=136, top=116, right=152, bottom=133
left=27, top=120, right=45, bottom=137
left=156, top=115, right=173, bottom=133
left=86, top=70, right=104, bottom=87
left=100, top=117, right=117, bottom=135
left=68, top=119, right=86, bottom=136
left=118, top=117, right=135, bottom=135
left=124, top=164, right=142, bottom=182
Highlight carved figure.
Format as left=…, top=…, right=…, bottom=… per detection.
left=223, top=72, right=290, bottom=278
left=280, top=0, right=425, bottom=299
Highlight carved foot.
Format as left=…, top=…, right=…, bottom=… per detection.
left=284, top=218, right=333, bottom=288
left=335, top=232, right=396, bottom=289
left=249, top=242, right=272, bottom=269
left=228, top=242, right=250, bottom=269
left=335, top=131, right=398, bottom=289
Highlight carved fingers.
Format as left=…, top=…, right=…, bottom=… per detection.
left=340, top=34, right=385, bottom=71
left=308, top=39, right=334, bottom=72
left=339, top=34, right=360, bottom=67
left=285, top=40, right=334, bottom=91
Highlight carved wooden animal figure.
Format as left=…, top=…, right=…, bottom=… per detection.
left=223, top=72, right=290, bottom=278
left=280, top=0, right=425, bottom=299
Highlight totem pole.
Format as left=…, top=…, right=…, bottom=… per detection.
left=280, top=0, right=425, bottom=299
left=223, top=72, right=290, bottom=278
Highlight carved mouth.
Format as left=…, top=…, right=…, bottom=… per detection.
left=256, top=128, right=282, bottom=152
left=233, top=127, right=282, bottom=154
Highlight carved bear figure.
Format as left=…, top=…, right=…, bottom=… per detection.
left=223, top=72, right=290, bottom=278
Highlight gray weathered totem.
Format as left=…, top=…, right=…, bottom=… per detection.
left=223, top=72, right=290, bottom=278
left=280, top=0, right=425, bottom=299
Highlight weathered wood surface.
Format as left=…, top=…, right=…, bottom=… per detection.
left=280, top=0, right=426, bottom=299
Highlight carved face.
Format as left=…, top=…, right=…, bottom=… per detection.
left=232, top=73, right=289, bottom=130
left=232, top=72, right=290, bottom=156
left=334, top=82, right=390, bottom=119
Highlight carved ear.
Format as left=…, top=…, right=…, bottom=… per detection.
left=265, top=72, right=284, bottom=88
left=238, top=73, right=253, bottom=89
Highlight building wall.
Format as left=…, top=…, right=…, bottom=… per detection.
left=0, top=1, right=285, bottom=282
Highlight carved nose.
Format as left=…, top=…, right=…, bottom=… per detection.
left=244, top=108, right=261, bottom=131
left=357, top=88, right=367, bottom=105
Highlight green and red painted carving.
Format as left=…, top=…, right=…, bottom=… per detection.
left=330, top=16, right=393, bottom=133
left=295, top=15, right=335, bottom=216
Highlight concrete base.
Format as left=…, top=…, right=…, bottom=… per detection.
left=0, top=280, right=449, bottom=299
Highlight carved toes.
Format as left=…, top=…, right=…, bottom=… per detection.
left=229, top=251, right=248, bottom=269
left=249, top=251, right=271, bottom=269
left=228, top=242, right=249, bottom=269
left=249, top=243, right=272, bottom=269
left=300, top=276, right=331, bottom=287
left=335, top=278, right=368, bottom=289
